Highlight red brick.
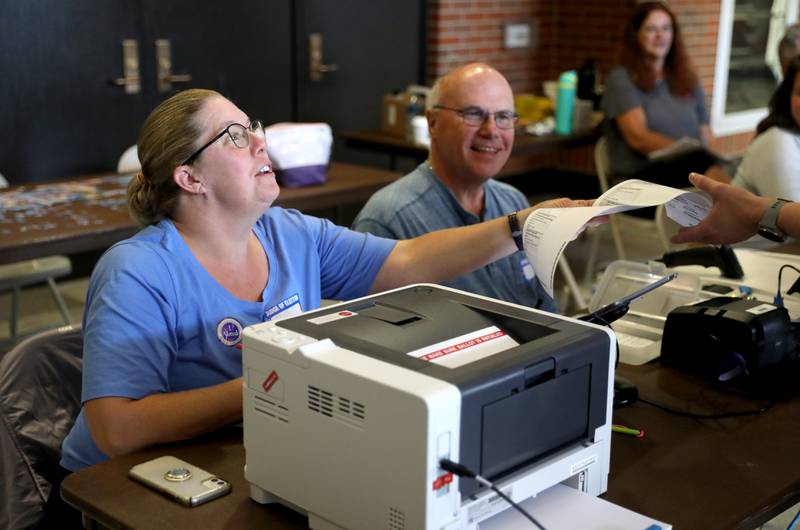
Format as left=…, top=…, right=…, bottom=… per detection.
left=428, top=0, right=750, bottom=146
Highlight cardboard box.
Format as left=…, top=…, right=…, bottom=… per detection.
left=381, top=92, right=424, bottom=139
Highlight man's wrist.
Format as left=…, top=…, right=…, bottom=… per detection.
left=507, top=212, right=524, bottom=252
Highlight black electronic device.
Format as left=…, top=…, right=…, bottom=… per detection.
left=661, top=297, right=796, bottom=385
left=702, top=283, right=734, bottom=295
left=788, top=275, right=800, bottom=296
left=612, top=377, right=639, bottom=407
left=579, top=272, right=678, bottom=326
left=657, top=245, right=744, bottom=279
left=580, top=272, right=677, bottom=408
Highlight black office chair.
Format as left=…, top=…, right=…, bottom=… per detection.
left=0, top=324, right=82, bottom=530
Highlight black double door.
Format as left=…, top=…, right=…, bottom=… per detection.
left=0, top=1, right=423, bottom=184
left=295, top=0, right=424, bottom=161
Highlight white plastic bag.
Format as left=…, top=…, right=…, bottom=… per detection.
left=264, top=123, right=333, bottom=187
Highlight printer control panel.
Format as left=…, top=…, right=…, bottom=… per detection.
left=245, top=323, right=316, bottom=357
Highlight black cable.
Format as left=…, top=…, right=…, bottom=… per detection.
left=637, top=396, right=777, bottom=419
left=483, top=482, right=546, bottom=530
left=439, top=459, right=547, bottom=530
left=775, top=264, right=800, bottom=307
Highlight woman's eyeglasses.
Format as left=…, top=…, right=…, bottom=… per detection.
left=181, top=120, right=264, bottom=166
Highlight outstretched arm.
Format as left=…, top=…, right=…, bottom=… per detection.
left=371, top=198, right=594, bottom=292
left=671, top=172, right=800, bottom=244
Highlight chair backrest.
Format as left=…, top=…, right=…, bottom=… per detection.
left=117, top=145, right=141, bottom=174
left=593, top=136, right=675, bottom=253
left=0, top=325, right=83, bottom=530
left=594, top=136, right=612, bottom=192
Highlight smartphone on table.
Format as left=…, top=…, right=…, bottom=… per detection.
left=128, top=455, right=231, bottom=507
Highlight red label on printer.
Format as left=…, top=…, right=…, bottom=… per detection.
left=262, top=370, right=279, bottom=393
left=408, top=327, right=518, bottom=369
left=432, top=472, right=453, bottom=490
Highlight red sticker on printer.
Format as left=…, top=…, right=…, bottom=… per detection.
left=432, top=472, right=453, bottom=490
left=307, top=310, right=358, bottom=325
left=262, top=370, right=279, bottom=393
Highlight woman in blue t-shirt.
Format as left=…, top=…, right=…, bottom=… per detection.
left=58, top=88, right=593, bottom=478
left=602, top=2, right=729, bottom=192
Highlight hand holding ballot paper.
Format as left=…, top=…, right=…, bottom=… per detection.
left=522, top=179, right=712, bottom=297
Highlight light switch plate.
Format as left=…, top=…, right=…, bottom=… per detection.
left=504, top=23, right=531, bottom=49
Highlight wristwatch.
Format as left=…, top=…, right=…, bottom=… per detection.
left=507, top=211, right=524, bottom=252
left=757, top=198, right=790, bottom=242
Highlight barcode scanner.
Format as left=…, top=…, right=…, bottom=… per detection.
left=579, top=273, right=678, bottom=408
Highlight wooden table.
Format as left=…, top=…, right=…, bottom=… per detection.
left=61, top=427, right=304, bottom=529
left=0, top=162, right=399, bottom=266
left=62, top=362, right=800, bottom=530
left=608, top=363, right=800, bottom=530
left=341, top=127, right=600, bottom=177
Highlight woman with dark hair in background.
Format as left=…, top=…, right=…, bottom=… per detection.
left=733, top=56, right=800, bottom=200
left=602, top=1, right=729, bottom=193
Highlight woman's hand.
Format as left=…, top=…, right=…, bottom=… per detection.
left=671, top=173, right=770, bottom=245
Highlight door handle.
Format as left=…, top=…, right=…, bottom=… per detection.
left=155, top=39, right=193, bottom=92
left=109, top=39, right=141, bottom=94
left=309, top=33, right=339, bottom=81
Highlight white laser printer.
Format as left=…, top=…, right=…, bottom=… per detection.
left=242, top=285, right=615, bottom=530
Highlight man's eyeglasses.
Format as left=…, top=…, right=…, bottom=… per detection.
left=181, top=120, right=264, bottom=166
left=433, top=105, right=518, bottom=130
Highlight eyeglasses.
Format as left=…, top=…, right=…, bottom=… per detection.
left=433, top=105, right=518, bottom=130
left=181, top=119, right=264, bottom=166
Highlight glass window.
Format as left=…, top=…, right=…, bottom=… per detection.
left=711, top=0, right=798, bottom=135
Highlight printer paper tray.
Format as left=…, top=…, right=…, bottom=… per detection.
left=480, top=483, right=671, bottom=529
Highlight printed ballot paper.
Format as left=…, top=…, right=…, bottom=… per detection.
left=523, top=179, right=711, bottom=297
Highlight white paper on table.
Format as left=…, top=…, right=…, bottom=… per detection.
left=523, top=179, right=712, bottom=298
left=479, top=483, right=671, bottom=529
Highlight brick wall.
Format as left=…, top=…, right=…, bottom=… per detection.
left=427, top=0, right=551, bottom=91
left=426, top=0, right=761, bottom=156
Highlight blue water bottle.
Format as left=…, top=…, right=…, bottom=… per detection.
left=555, top=70, right=577, bottom=135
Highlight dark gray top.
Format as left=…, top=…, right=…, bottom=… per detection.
left=601, top=66, right=709, bottom=178
left=352, top=163, right=557, bottom=312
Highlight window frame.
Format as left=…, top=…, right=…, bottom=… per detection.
left=711, top=0, right=798, bottom=136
